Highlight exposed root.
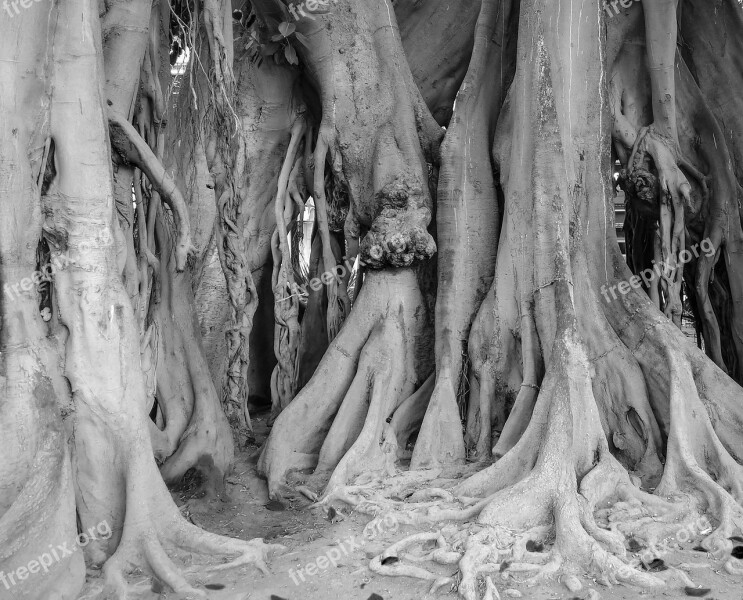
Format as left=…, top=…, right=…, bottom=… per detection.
left=369, top=532, right=456, bottom=593
left=101, top=503, right=284, bottom=599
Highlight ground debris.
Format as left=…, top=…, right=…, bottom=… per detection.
left=684, top=586, right=712, bottom=597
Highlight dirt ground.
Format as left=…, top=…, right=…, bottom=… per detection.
left=78, top=413, right=740, bottom=600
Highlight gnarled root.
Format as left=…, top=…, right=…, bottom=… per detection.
left=369, top=532, right=456, bottom=594
left=362, top=277, right=738, bottom=598
left=100, top=459, right=284, bottom=599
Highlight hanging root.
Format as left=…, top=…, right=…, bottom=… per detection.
left=108, top=110, right=195, bottom=272
left=312, top=131, right=347, bottom=341
left=625, top=124, right=692, bottom=326
left=269, top=116, right=306, bottom=420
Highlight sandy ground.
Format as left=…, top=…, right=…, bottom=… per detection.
left=77, top=412, right=741, bottom=600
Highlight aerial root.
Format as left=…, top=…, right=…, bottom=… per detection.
left=107, top=110, right=195, bottom=271
left=270, top=116, right=307, bottom=417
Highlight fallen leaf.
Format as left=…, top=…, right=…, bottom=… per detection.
left=641, top=558, right=667, bottom=572
left=684, top=587, right=711, bottom=597
left=264, top=500, right=285, bottom=511
left=627, top=538, right=643, bottom=552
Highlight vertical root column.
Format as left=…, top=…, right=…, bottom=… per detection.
left=216, top=184, right=257, bottom=433
left=270, top=118, right=306, bottom=420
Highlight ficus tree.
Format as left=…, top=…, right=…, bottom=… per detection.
left=2, top=0, right=743, bottom=599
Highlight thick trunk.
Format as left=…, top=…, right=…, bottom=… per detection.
left=411, top=0, right=518, bottom=468
left=0, top=6, right=85, bottom=598
left=258, top=0, right=440, bottom=498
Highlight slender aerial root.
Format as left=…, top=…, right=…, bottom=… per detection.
left=108, top=110, right=196, bottom=272
left=312, top=131, right=346, bottom=340
left=270, top=117, right=307, bottom=420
